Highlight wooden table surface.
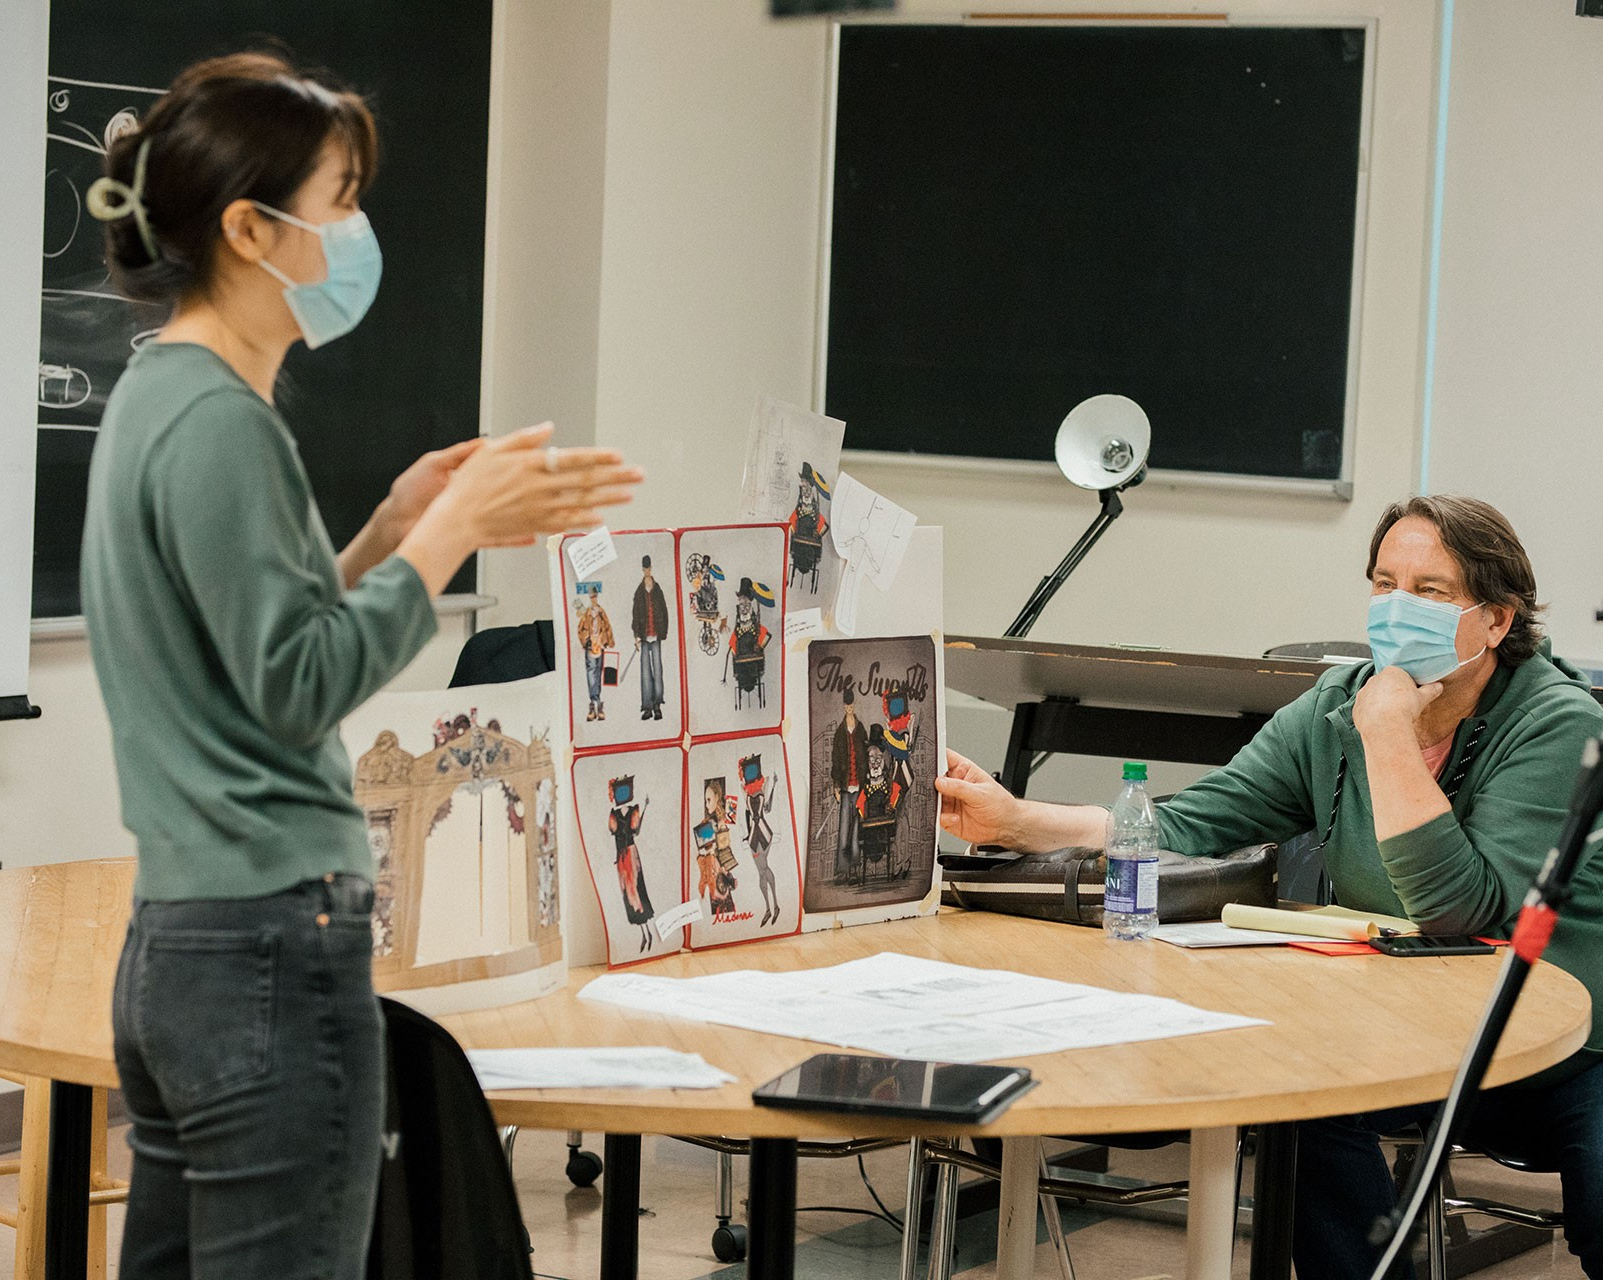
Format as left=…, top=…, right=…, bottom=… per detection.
left=0, top=858, right=1589, bottom=1142
left=445, top=909, right=1590, bottom=1139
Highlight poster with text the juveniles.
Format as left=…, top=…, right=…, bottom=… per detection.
left=802, top=636, right=940, bottom=916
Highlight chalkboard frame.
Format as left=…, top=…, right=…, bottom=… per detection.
left=812, top=16, right=1376, bottom=500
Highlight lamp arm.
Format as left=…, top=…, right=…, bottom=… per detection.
left=1004, top=488, right=1125, bottom=639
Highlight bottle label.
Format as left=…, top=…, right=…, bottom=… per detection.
left=1105, top=855, right=1158, bottom=916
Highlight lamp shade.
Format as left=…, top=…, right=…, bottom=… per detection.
left=1053, top=394, right=1151, bottom=491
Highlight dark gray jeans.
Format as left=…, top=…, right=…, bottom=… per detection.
left=112, top=875, right=383, bottom=1280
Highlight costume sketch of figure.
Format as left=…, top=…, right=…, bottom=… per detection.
left=683, top=552, right=726, bottom=657
left=739, top=752, right=781, bottom=927
left=606, top=775, right=654, bottom=953
left=787, top=462, right=831, bottom=592
left=830, top=687, right=868, bottom=880
left=726, top=577, right=773, bottom=711
left=632, top=555, right=671, bottom=722
left=855, top=724, right=904, bottom=878
left=576, top=583, right=614, bottom=722
left=880, top=681, right=917, bottom=794
left=692, top=777, right=739, bottom=918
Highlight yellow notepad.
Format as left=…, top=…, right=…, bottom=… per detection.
left=1220, top=902, right=1417, bottom=942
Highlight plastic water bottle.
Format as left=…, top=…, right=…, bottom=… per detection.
left=1104, top=761, right=1159, bottom=940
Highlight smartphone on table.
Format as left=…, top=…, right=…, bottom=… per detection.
left=1368, top=934, right=1497, bottom=957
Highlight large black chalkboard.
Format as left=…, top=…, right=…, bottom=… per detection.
left=34, top=0, right=491, bottom=617
left=824, top=23, right=1367, bottom=483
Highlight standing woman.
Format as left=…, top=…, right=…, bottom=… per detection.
left=80, top=53, right=641, bottom=1278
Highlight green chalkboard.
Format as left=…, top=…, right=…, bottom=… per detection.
left=34, top=0, right=492, bottom=616
left=824, top=23, right=1367, bottom=486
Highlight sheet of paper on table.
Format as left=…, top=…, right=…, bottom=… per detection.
left=466, top=1047, right=735, bottom=1091
left=578, top=952, right=1268, bottom=1065
left=1152, top=922, right=1309, bottom=948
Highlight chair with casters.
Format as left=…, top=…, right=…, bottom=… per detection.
left=1388, top=1131, right=1567, bottom=1280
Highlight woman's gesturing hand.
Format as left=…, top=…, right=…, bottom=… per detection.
left=398, top=423, right=645, bottom=595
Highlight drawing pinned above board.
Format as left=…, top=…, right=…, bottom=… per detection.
left=740, top=395, right=846, bottom=609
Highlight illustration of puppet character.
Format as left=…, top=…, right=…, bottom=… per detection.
left=880, top=681, right=917, bottom=793
left=576, top=583, right=614, bottom=722
left=683, top=553, right=726, bottom=657
left=855, top=724, right=905, bottom=878
left=632, top=555, right=671, bottom=721
left=692, top=777, right=739, bottom=918
left=738, top=752, right=782, bottom=927
left=830, top=687, right=868, bottom=880
left=607, top=775, right=655, bottom=953
left=787, top=462, right=832, bottom=592
left=726, top=578, right=774, bottom=710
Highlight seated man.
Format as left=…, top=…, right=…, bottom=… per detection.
left=937, top=495, right=1603, bottom=1279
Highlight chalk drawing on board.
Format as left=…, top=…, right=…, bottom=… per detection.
left=37, top=365, right=91, bottom=410
left=40, top=76, right=167, bottom=431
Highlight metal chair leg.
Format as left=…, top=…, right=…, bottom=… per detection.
left=899, top=1137, right=927, bottom=1280
left=1039, top=1144, right=1076, bottom=1280
left=926, top=1145, right=961, bottom=1280
left=1426, top=1177, right=1448, bottom=1280
left=500, top=1125, right=519, bottom=1166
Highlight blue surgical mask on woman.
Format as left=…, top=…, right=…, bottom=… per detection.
left=252, top=202, right=382, bottom=349
left=1367, top=590, right=1487, bottom=684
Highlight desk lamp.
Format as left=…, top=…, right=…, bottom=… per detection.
left=1004, top=394, right=1151, bottom=639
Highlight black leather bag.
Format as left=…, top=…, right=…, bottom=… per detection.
left=941, top=843, right=1278, bottom=928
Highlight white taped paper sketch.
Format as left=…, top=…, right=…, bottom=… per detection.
left=557, top=530, right=683, bottom=752
left=738, top=396, right=846, bottom=601
left=830, top=473, right=917, bottom=634
left=679, top=525, right=787, bottom=738
left=686, top=734, right=802, bottom=947
left=572, top=746, right=687, bottom=966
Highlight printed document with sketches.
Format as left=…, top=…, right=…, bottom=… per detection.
left=580, top=952, right=1268, bottom=1064
left=830, top=473, right=916, bottom=635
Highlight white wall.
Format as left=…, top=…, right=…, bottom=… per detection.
left=1425, top=0, right=1603, bottom=666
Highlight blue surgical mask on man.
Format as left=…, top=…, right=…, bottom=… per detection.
left=1366, top=590, right=1487, bottom=684
left=252, top=202, right=382, bottom=349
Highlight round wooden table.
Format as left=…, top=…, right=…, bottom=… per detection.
left=0, top=859, right=1589, bottom=1280
left=441, top=907, right=1590, bottom=1280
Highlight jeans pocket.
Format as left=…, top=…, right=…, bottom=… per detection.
left=137, top=929, right=277, bottom=1110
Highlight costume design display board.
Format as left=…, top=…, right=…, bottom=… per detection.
left=739, top=396, right=846, bottom=610
left=802, top=635, right=940, bottom=914
left=558, top=525, right=803, bottom=967
left=342, top=675, right=565, bottom=1014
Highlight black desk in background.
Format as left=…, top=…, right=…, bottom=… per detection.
left=943, top=635, right=1330, bottom=798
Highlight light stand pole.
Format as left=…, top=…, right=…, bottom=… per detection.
left=1004, top=485, right=1130, bottom=639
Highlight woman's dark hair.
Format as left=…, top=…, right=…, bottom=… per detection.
left=1367, top=495, right=1546, bottom=667
left=99, top=51, right=377, bottom=304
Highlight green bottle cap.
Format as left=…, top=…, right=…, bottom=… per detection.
left=1123, top=761, right=1148, bottom=782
